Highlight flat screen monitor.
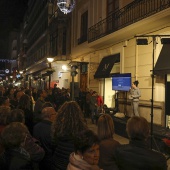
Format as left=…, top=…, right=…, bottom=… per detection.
left=112, top=73, right=131, bottom=91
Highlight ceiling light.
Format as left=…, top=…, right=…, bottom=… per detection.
left=57, top=0, right=76, bottom=14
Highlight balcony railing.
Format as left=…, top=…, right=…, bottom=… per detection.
left=88, top=0, right=170, bottom=43
left=78, top=35, right=88, bottom=45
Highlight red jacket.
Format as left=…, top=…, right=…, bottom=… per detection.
left=97, top=96, right=103, bottom=107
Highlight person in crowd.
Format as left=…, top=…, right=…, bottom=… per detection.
left=45, top=88, right=54, bottom=104
left=41, top=101, right=54, bottom=110
left=33, top=107, right=57, bottom=170
left=16, top=90, right=25, bottom=102
left=0, top=96, right=10, bottom=108
left=25, top=89, right=35, bottom=112
left=5, top=87, right=15, bottom=101
left=32, top=88, right=37, bottom=101
left=8, top=88, right=18, bottom=109
left=67, top=129, right=100, bottom=170
left=0, top=107, right=11, bottom=154
left=6, top=109, right=45, bottom=164
left=0, top=86, right=5, bottom=96
left=97, top=114, right=120, bottom=170
left=0, top=106, right=11, bottom=130
left=96, top=92, right=103, bottom=109
left=78, top=88, right=86, bottom=112
left=51, top=101, right=88, bottom=170
left=34, top=89, right=47, bottom=124
left=17, top=94, right=34, bottom=135
left=115, top=116, right=167, bottom=170
left=90, top=91, right=98, bottom=124
left=129, top=80, right=141, bottom=116
left=83, top=88, right=90, bottom=118
left=0, top=122, right=33, bottom=170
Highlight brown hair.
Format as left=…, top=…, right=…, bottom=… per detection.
left=1, top=122, right=28, bottom=149
left=6, top=109, right=25, bottom=124
left=18, top=94, right=30, bottom=110
left=126, top=116, right=150, bottom=141
left=97, top=114, right=114, bottom=141
left=0, top=106, right=11, bottom=125
left=52, top=101, right=87, bottom=138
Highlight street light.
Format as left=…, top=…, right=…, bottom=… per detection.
left=47, top=57, right=54, bottom=89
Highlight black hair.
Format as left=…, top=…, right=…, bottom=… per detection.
left=0, top=96, right=8, bottom=106
left=74, top=129, right=99, bottom=154
left=133, top=80, right=139, bottom=87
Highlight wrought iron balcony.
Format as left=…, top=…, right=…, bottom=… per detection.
left=78, top=35, right=88, bottom=45
left=88, top=0, right=170, bottom=43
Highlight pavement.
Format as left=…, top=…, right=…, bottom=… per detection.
left=86, top=118, right=170, bottom=169
left=86, top=118, right=129, bottom=144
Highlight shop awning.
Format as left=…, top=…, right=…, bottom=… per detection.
left=94, top=54, right=120, bottom=79
left=154, top=44, right=170, bottom=75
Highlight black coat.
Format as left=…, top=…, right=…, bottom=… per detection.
left=115, top=140, right=167, bottom=170
left=0, top=147, right=33, bottom=170
left=51, top=136, right=74, bottom=170
left=99, top=138, right=120, bottom=170
left=33, top=120, right=53, bottom=170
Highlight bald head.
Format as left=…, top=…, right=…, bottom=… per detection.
left=41, top=107, right=56, bottom=121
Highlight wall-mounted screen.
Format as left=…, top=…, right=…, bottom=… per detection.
left=112, top=73, right=131, bottom=91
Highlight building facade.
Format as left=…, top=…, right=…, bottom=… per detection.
left=19, top=0, right=72, bottom=89
left=70, top=0, right=170, bottom=126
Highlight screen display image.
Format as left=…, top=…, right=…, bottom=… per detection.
left=112, top=73, right=131, bottom=91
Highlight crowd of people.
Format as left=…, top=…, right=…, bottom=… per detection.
left=0, top=85, right=168, bottom=170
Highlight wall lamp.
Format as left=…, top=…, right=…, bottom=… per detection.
left=136, top=38, right=148, bottom=45
left=161, top=38, right=170, bottom=44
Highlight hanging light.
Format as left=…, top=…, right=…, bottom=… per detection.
left=57, top=0, right=76, bottom=14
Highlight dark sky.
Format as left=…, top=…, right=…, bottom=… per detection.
left=0, top=0, right=29, bottom=58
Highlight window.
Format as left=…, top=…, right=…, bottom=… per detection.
left=107, top=0, right=119, bottom=16
left=78, top=11, right=88, bottom=44
left=107, top=0, right=119, bottom=32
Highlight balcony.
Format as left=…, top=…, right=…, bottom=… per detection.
left=88, top=0, right=170, bottom=45
left=78, top=35, right=87, bottom=45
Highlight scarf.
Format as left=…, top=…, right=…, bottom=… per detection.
left=67, top=152, right=101, bottom=170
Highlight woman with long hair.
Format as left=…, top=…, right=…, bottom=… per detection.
left=17, top=94, right=34, bottom=135
left=51, top=101, right=88, bottom=170
left=97, top=114, right=120, bottom=170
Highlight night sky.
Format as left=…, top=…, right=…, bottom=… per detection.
left=0, top=0, right=29, bottom=59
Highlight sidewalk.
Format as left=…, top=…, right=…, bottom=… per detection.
left=86, top=118, right=170, bottom=169
left=86, top=118, right=129, bottom=144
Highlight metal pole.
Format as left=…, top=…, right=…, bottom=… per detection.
left=150, top=36, right=156, bottom=149
left=71, top=75, right=74, bottom=101
left=49, top=62, right=51, bottom=89
left=49, top=75, right=51, bottom=89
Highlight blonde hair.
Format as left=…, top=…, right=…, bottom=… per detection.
left=97, top=114, right=114, bottom=141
